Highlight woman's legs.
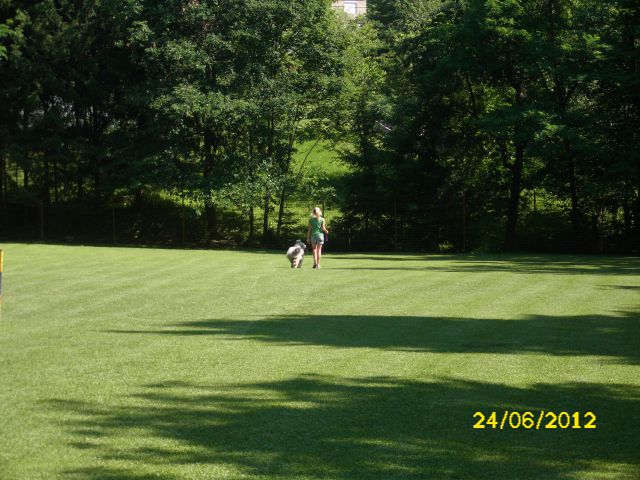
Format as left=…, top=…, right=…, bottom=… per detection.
left=312, top=243, right=323, bottom=267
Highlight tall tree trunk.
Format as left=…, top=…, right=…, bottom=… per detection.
left=75, top=107, right=84, bottom=203
left=181, top=193, right=186, bottom=245
left=77, top=163, right=84, bottom=203
left=504, top=80, right=527, bottom=252
left=248, top=207, right=255, bottom=239
left=263, top=107, right=275, bottom=242
left=206, top=205, right=217, bottom=238
left=93, top=157, right=100, bottom=204
left=568, top=154, right=580, bottom=251
left=39, top=201, right=44, bottom=240
left=203, top=131, right=217, bottom=237
left=23, top=168, right=29, bottom=233
left=43, top=154, right=51, bottom=207
left=504, top=140, right=524, bottom=251
left=276, top=152, right=292, bottom=236
left=622, top=195, right=631, bottom=237
left=393, top=197, right=399, bottom=250
left=247, top=128, right=256, bottom=240
left=0, top=151, right=6, bottom=228
left=461, top=191, right=467, bottom=252
left=111, top=202, right=117, bottom=244
left=53, top=155, right=59, bottom=204
left=276, top=106, right=300, bottom=237
left=92, top=106, right=101, bottom=205
left=262, top=192, right=271, bottom=240
left=635, top=184, right=640, bottom=251
left=276, top=187, right=286, bottom=237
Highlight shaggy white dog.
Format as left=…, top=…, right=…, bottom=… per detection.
left=286, top=240, right=307, bottom=268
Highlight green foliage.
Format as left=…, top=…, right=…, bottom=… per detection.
left=0, top=0, right=348, bottom=244
left=341, top=0, right=639, bottom=253
left=0, top=0, right=636, bottom=252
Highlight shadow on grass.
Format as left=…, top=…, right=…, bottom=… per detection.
left=108, top=311, right=640, bottom=364
left=600, top=285, right=640, bottom=290
left=63, top=468, right=176, bottom=480
left=327, top=254, right=640, bottom=275
left=49, top=376, right=639, bottom=479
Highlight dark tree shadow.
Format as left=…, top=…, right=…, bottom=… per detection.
left=64, top=468, right=179, bottom=480
left=48, top=376, right=640, bottom=479
left=327, top=254, right=640, bottom=275
left=107, top=311, right=640, bottom=364
left=600, top=285, right=640, bottom=290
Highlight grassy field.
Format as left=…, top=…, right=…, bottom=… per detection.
left=0, top=244, right=639, bottom=480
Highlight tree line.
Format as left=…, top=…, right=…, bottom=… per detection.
left=1, top=0, right=638, bottom=252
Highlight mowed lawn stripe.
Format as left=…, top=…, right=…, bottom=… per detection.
left=0, top=244, right=638, bottom=480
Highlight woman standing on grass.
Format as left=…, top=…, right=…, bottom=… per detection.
left=307, top=207, right=329, bottom=268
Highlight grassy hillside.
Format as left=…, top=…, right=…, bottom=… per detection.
left=292, top=140, right=352, bottom=179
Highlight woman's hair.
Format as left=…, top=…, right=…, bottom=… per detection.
left=312, top=207, right=322, bottom=218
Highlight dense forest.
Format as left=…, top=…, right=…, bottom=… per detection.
left=1, top=0, right=638, bottom=252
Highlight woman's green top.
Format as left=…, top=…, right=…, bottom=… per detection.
left=309, top=216, right=324, bottom=235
